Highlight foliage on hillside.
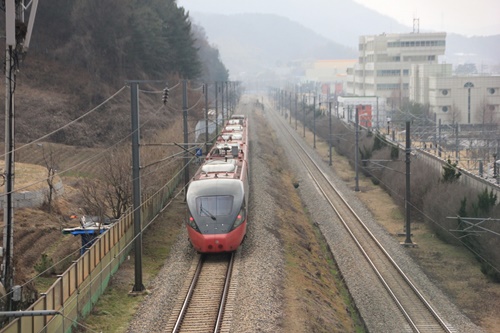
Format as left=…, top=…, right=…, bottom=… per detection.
left=0, top=0, right=227, bottom=147
left=34, top=0, right=227, bottom=82
left=311, top=111, right=500, bottom=282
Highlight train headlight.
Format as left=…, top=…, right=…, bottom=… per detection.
left=231, top=208, right=246, bottom=230
left=187, top=214, right=200, bottom=232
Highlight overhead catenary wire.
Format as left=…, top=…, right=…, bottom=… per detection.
left=0, top=77, right=213, bottom=308
left=0, top=100, right=164, bottom=198
left=334, top=122, right=500, bottom=276
left=0, top=85, right=129, bottom=161
left=0, top=157, right=191, bottom=306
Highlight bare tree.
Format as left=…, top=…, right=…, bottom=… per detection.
left=449, top=103, right=462, bottom=125
left=80, top=178, right=107, bottom=217
left=41, top=145, right=59, bottom=213
left=100, top=149, right=131, bottom=219
left=80, top=148, right=131, bottom=219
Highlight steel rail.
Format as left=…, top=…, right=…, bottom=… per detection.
left=268, top=107, right=454, bottom=333
left=214, top=252, right=235, bottom=332
left=171, top=255, right=205, bottom=333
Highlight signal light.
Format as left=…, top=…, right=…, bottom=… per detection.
left=162, top=87, right=169, bottom=105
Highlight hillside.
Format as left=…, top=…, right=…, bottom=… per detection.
left=189, top=12, right=357, bottom=77
left=188, top=10, right=500, bottom=79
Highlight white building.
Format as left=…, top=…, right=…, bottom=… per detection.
left=346, top=32, right=447, bottom=108
left=337, top=96, right=387, bottom=129
left=410, top=65, right=500, bottom=125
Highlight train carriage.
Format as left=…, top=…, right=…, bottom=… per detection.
left=186, top=115, right=249, bottom=253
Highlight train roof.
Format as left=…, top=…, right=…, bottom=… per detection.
left=187, top=178, right=244, bottom=198
left=230, top=114, right=246, bottom=120
left=194, top=158, right=242, bottom=180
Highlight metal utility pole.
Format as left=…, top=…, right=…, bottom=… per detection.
left=438, top=118, right=442, bottom=158
left=403, top=121, right=414, bottom=245
left=329, top=101, right=332, bottom=166
left=355, top=106, right=360, bottom=192
left=204, top=83, right=209, bottom=153
left=302, top=95, right=306, bottom=137
left=226, top=81, right=232, bottom=119
left=3, top=0, right=39, bottom=310
left=289, top=91, right=292, bottom=125
left=313, top=95, right=316, bottom=149
left=130, top=82, right=145, bottom=292
left=221, top=81, right=225, bottom=126
left=295, top=93, right=298, bottom=130
left=127, top=79, right=167, bottom=293
left=215, top=82, right=219, bottom=135
left=183, top=80, right=189, bottom=191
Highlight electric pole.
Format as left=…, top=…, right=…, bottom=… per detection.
left=3, top=0, right=39, bottom=311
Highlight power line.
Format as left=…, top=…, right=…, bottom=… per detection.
left=0, top=85, right=128, bottom=161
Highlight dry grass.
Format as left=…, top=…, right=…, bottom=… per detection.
left=255, top=110, right=365, bottom=332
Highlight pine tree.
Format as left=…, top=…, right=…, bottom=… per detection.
left=442, top=159, right=461, bottom=183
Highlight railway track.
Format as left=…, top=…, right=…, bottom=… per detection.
left=166, top=253, right=235, bottom=333
left=268, top=108, right=456, bottom=333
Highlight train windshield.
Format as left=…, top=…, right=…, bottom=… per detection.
left=196, top=196, right=233, bottom=218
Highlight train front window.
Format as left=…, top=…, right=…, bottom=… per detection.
left=196, top=196, right=233, bottom=217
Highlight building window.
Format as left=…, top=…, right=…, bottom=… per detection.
left=441, top=89, right=449, bottom=96
left=442, top=106, right=449, bottom=112
left=488, top=88, right=496, bottom=94
left=377, top=83, right=400, bottom=90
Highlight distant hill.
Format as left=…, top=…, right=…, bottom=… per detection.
left=189, top=10, right=500, bottom=79
left=189, top=12, right=357, bottom=78
left=180, top=0, right=411, bottom=47
left=445, top=34, right=500, bottom=71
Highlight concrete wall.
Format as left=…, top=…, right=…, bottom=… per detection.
left=0, top=180, right=64, bottom=209
left=408, top=144, right=500, bottom=198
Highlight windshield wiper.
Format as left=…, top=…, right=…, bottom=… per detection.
left=200, top=202, right=216, bottom=221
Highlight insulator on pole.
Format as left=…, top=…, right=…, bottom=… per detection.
left=162, top=87, right=169, bottom=105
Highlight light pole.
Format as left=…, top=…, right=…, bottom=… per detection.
left=464, top=82, right=474, bottom=124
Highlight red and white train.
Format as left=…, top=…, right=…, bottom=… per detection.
left=186, top=115, right=249, bottom=253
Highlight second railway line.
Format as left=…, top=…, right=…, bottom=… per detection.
left=267, top=103, right=457, bottom=333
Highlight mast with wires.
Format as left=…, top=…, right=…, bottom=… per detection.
left=2, top=0, right=39, bottom=311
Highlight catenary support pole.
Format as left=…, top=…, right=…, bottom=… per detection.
left=329, top=101, right=332, bottom=166
left=403, top=121, right=414, bottom=245
left=183, top=80, right=189, bottom=192
left=130, top=82, right=144, bottom=292
left=205, top=83, right=209, bottom=153
left=215, top=82, right=219, bottom=135
left=313, top=95, right=316, bottom=148
left=355, top=106, right=359, bottom=192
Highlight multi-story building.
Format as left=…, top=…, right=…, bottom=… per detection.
left=411, top=64, right=500, bottom=125
left=346, top=32, right=446, bottom=108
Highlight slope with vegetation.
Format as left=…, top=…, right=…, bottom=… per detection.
left=0, top=0, right=226, bottom=315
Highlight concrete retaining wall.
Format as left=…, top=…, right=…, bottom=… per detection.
left=0, top=180, right=64, bottom=209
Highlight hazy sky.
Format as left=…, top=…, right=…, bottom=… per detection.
left=178, top=0, right=500, bottom=37
left=353, top=0, right=499, bottom=36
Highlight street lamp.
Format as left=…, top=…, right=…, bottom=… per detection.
left=464, top=82, right=474, bottom=124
